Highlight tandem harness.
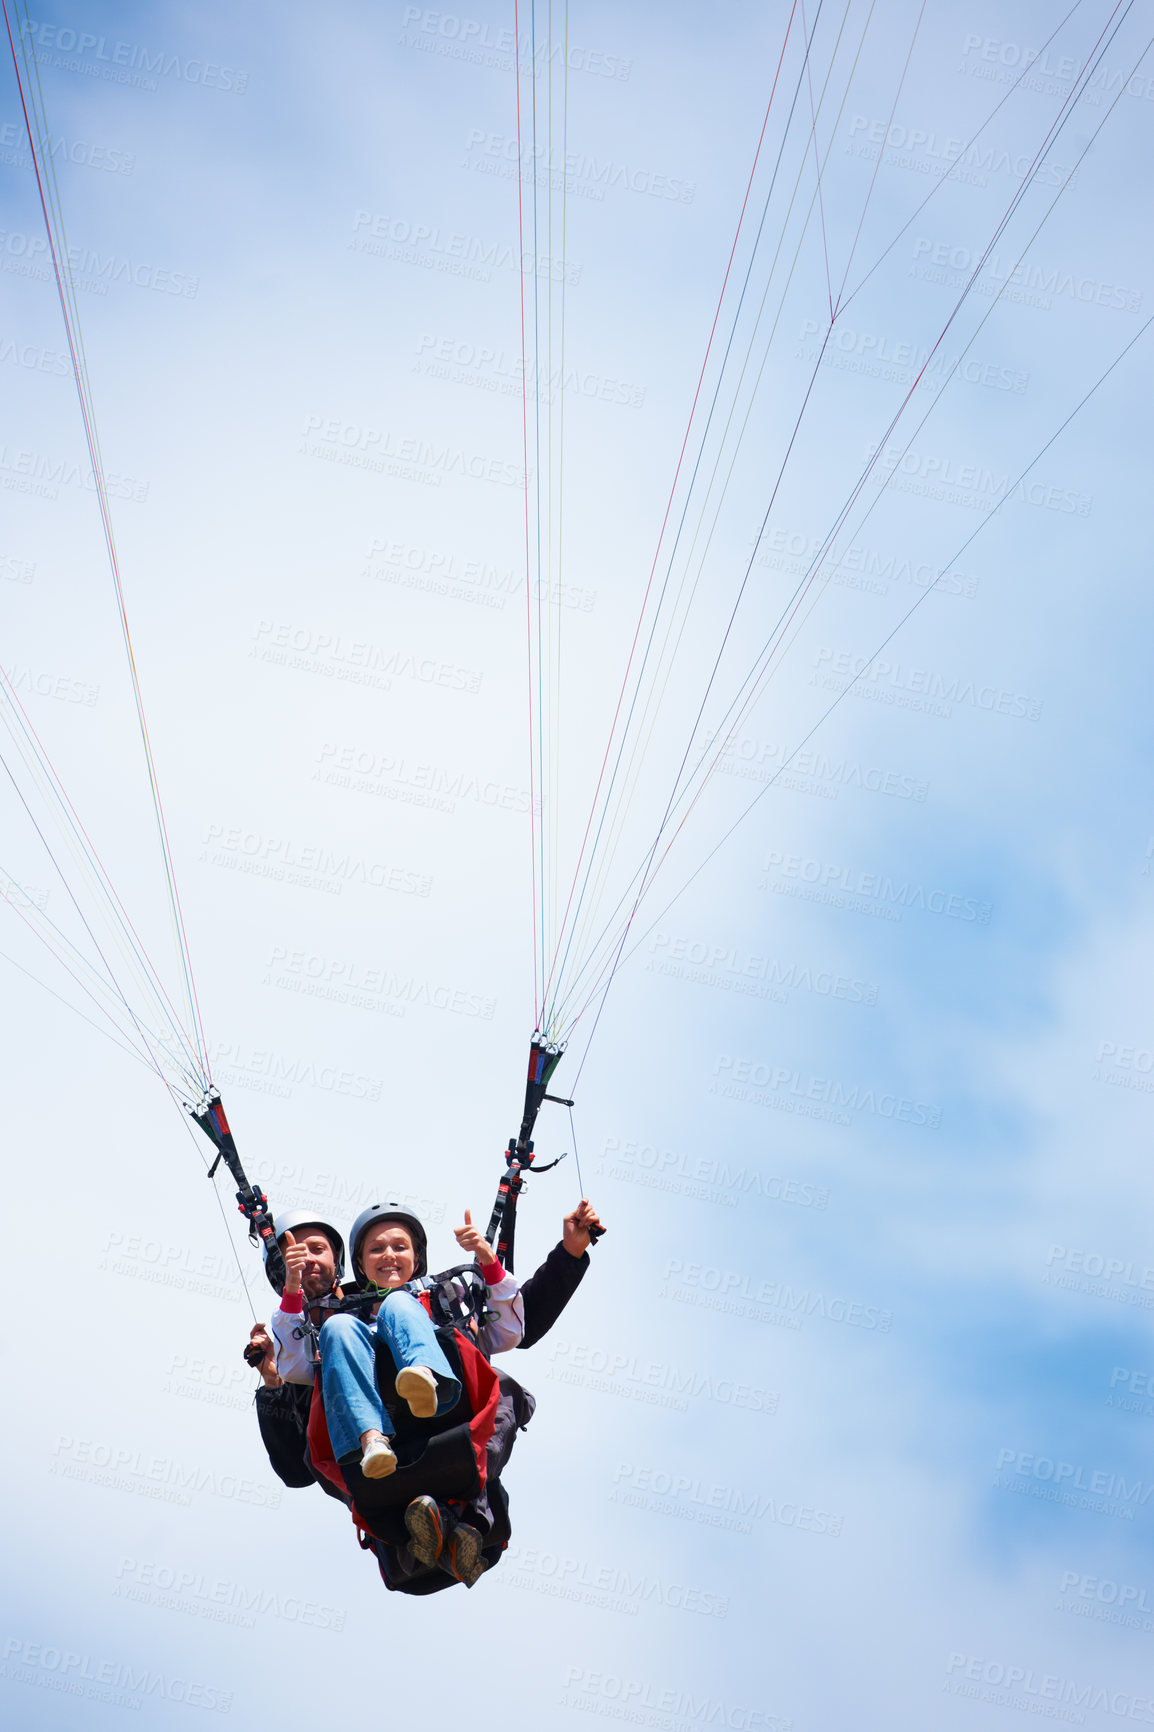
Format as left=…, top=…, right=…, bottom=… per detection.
left=305, top=1288, right=508, bottom=1579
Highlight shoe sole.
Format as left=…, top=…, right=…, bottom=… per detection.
left=404, top=1497, right=444, bottom=1568
left=395, top=1367, right=438, bottom=1419
left=361, top=1444, right=397, bottom=1479
left=446, top=1523, right=485, bottom=1588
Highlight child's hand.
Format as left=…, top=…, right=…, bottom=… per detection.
left=454, top=1208, right=496, bottom=1266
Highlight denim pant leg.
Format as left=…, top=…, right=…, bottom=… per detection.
left=320, top=1314, right=391, bottom=1462
left=376, top=1290, right=461, bottom=1415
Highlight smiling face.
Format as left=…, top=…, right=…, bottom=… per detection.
left=359, top=1223, right=417, bottom=1290
left=281, top=1227, right=339, bottom=1299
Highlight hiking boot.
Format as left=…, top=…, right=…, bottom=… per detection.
left=395, top=1365, right=439, bottom=1419
left=443, top=1522, right=485, bottom=1588
left=360, top=1436, right=397, bottom=1478
left=404, top=1495, right=445, bottom=1568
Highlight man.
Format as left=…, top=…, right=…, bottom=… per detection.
left=245, top=1209, right=346, bottom=1486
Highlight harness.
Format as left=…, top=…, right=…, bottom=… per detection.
left=306, top=1294, right=503, bottom=1531
left=327, top=1262, right=492, bottom=1328
left=278, top=1262, right=494, bottom=1393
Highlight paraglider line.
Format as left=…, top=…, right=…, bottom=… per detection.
left=568, top=301, right=1154, bottom=1086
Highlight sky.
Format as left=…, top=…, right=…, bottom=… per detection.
left=2, top=1, right=1154, bottom=1727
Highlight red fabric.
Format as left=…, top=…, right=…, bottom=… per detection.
left=279, top=1289, right=304, bottom=1314
left=306, top=1385, right=348, bottom=1499
left=477, top=1259, right=505, bottom=1285
left=416, top=1288, right=499, bottom=1486
left=457, top=1333, right=500, bottom=1489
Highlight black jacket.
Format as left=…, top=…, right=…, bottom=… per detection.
left=517, top=1238, right=590, bottom=1350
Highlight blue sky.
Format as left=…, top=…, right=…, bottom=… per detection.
left=2, top=1, right=1153, bottom=1726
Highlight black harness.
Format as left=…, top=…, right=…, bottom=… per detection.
left=332, top=1264, right=494, bottom=1333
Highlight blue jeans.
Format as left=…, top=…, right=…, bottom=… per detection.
left=320, top=1290, right=461, bottom=1463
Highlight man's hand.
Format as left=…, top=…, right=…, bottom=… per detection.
left=281, top=1229, right=307, bottom=1295
left=562, top=1199, right=604, bottom=1258
left=454, top=1208, right=497, bottom=1266
left=245, top=1324, right=281, bottom=1388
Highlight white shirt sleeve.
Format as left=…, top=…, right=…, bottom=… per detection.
left=478, top=1270, right=524, bottom=1355
left=269, top=1303, right=316, bottom=1385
